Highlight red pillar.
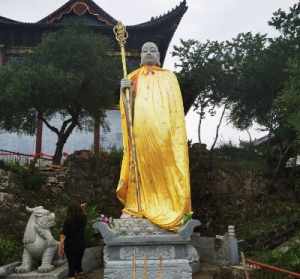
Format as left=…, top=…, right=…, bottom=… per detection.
left=35, top=112, right=43, bottom=158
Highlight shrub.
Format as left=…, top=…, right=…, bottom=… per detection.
left=0, top=236, right=21, bottom=265
left=22, top=172, right=47, bottom=191
left=85, top=204, right=101, bottom=247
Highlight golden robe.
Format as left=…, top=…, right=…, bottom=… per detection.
left=116, top=65, right=191, bottom=231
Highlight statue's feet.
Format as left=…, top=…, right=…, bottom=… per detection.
left=38, top=264, right=55, bottom=273
left=15, top=265, right=31, bottom=273
left=120, top=212, right=141, bottom=219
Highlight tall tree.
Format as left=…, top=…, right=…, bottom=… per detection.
left=229, top=1, right=300, bottom=130
left=227, top=3, right=300, bottom=174
left=281, top=58, right=300, bottom=137
left=173, top=39, right=232, bottom=144
left=172, top=1, right=300, bottom=177
left=269, top=1, right=300, bottom=40
left=0, top=25, right=120, bottom=164
left=275, top=57, right=300, bottom=158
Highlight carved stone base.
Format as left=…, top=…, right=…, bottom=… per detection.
left=104, top=259, right=191, bottom=279
left=93, top=218, right=201, bottom=279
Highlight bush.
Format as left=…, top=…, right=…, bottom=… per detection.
left=214, top=142, right=260, bottom=161
left=0, top=236, right=21, bottom=265
left=252, top=237, right=300, bottom=272
left=3, top=161, right=46, bottom=190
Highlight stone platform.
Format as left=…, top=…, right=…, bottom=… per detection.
left=6, top=264, right=67, bottom=279
left=93, top=218, right=201, bottom=279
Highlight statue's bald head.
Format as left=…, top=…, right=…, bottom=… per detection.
left=140, top=42, right=161, bottom=66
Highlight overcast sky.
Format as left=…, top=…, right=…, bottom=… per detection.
left=0, top=0, right=298, bottom=147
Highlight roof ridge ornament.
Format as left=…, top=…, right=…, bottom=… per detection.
left=43, top=0, right=114, bottom=25
left=72, top=2, right=89, bottom=16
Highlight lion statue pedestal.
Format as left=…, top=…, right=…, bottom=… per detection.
left=15, top=206, right=64, bottom=274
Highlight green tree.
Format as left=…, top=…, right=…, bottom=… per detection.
left=227, top=2, right=300, bottom=175
left=277, top=58, right=300, bottom=140
left=262, top=58, right=300, bottom=177
left=173, top=33, right=268, bottom=149
left=172, top=30, right=294, bottom=176
left=173, top=39, right=232, bottom=145
left=0, top=26, right=120, bottom=164
left=269, top=1, right=300, bottom=40
left=229, top=1, right=300, bottom=130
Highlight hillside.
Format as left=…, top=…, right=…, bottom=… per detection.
left=1, top=146, right=300, bottom=271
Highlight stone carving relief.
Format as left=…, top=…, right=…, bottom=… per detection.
left=120, top=246, right=175, bottom=260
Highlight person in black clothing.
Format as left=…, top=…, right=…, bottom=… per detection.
left=59, top=201, right=87, bottom=279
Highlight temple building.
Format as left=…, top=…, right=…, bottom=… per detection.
left=0, top=0, right=188, bottom=157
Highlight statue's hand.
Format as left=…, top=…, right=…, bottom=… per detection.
left=120, top=78, right=132, bottom=92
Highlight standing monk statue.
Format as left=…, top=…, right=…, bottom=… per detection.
left=116, top=41, right=192, bottom=231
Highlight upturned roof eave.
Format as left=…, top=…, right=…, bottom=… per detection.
left=0, top=15, right=23, bottom=25
left=126, top=0, right=187, bottom=29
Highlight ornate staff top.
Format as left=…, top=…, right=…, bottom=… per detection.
left=113, top=21, right=129, bottom=77
left=113, top=21, right=128, bottom=48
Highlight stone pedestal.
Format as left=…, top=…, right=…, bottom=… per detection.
left=93, top=218, right=201, bottom=279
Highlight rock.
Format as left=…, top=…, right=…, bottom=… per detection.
left=0, top=192, right=14, bottom=207
left=0, top=169, right=9, bottom=190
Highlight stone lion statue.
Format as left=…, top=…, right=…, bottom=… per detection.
left=15, top=206, right=63, bottom=273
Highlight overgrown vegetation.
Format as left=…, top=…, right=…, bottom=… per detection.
left=250, top=230, right=300, bottom=271
left=0, top=236, right=21, bottom=266
left=1, top=146, right=300, bottom=269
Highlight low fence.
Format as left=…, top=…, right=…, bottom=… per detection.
left=0, top=149, right=52, bottom=167
left=245, top=258, right=300, bottom=278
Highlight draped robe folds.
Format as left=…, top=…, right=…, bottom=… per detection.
left=116, top=65, right=191, bottom=231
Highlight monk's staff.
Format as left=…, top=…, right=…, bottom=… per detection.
left=113, top=22, right=142, bottom=213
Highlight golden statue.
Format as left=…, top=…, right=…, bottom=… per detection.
left=114, top=23, right=191, bottom=231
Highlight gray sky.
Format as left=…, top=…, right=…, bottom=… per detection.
left=0, top=0, right=298, bottom=146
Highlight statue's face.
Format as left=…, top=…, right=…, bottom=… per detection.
left=35, top=211, right=56, bottom=229
left=141, top=42, right=161, bottom=66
